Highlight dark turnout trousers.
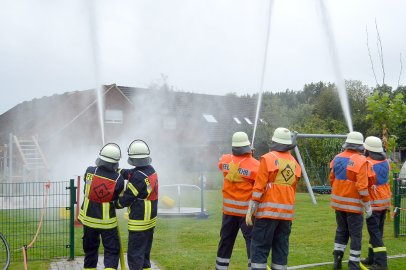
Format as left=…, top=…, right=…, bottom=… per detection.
left=333, top=211, right=363, bottom=270
left=83, top=225, right=120, bottom=270
left=365, top=210, right=388, bottom=267
left=216, top=214, right=252, bottom=270
left=127, top=228, right=154, bottom=270
left=250, top=218, right=292, bottom=270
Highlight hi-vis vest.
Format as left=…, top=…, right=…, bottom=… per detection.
left=140, top=170, right=158, bottom=201
left=88, top=168, right=119, bottom=203
left=78, top=167, right=121, bottom=229
left=252, top=151, right=301, bottom=221
left=218, top=153, right=259, bottom=217
left=367, top=158, right=392, bottom=210
left=330, top=150, right=369, bottom=214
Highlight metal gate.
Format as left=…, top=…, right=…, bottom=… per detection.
left=393, top=172, right=406, bottom=237
left=0, top=179, right=76, bottom=261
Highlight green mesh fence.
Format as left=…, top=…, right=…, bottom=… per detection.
left=299, top=165, right=331, bottom=194
left=0, top=181, right=72, bottom=261
left=297, top=137, right=342, bottom=194
left=394, top=173, right=406, bottom=237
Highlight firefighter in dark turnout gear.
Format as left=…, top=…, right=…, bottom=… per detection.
left=216, top=132, right=259, bottom=270
left=115, top=140, right=158, bottom=270
left=330, top=132, right=371, bottom=270
left=78, top=143, right=125, bottom=270
left=361, top=136, right=391, bottom=270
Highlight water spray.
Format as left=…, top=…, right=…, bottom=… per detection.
left=317, top=0, right=353, bottom=132
left=251, top=0, right=274, bottom=148
left=86, top=0, right=105, bottom=145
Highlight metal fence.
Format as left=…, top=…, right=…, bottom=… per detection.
left=393, top=173, right=406, bottom=237
left=0, top=180, right=76, bottom=262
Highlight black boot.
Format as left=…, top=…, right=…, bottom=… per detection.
left=333, top=251, right=343, bottom=270
left=361, top=247, right=374, bottom=266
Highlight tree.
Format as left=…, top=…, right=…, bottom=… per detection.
left=366, top=90, right=406, bottom=155
left=292, top=115, right=347, bottom=187
left=312, top=84, right=343, bottom=121
left=299, top=82, right=326, bottom=104
left=393, top=86, right=406, bottom=147
left=394, top=86, right=406, bottom=101
left=345, top=80, right=372, bottom=134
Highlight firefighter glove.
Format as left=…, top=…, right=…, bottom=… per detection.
left=363, top=201, right=373, bottom=219
left=114, top=199, right=123, bottom=209
left=245, top=200, right=259, bottom=226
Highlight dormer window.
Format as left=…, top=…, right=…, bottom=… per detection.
left=203, top=114, right=217, bottom=123
left=244, top=117, right=253, bottom=125
left=233, top=117, right=241, bottom=124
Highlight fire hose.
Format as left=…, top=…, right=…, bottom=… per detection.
left=22, top=182, right=51, bottom=270
left=117, top=221, right=126, bottom=270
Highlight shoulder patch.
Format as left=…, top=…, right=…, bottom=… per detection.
left=238, top=168, right=250, bottom=177
left=86, top=173, right=94, bottom=181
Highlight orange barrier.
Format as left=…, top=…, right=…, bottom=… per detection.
left=74, top=176, right=82, bottom=227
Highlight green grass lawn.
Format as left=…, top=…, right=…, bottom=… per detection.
left=151, top=191, right=406, bottom=270
left=5, top=191, right=406, bottom=269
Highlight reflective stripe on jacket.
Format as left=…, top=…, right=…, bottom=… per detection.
left=78, top=166, right=124, bottom=229
left=118, top=166, right=158, bottom=231
left=218, top=153, right=259, bottom=217
left=367, top=158, right=392, bottom=210
left=329, top=150, right=369, bottom=214
left=251, top=151, right=301, bottom=221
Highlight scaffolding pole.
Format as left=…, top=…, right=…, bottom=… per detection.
left=293, top=132, right=347, bottom=205
left=294, top=145, right=317, bottom=205
left=8, top=133, right=13, bottom=183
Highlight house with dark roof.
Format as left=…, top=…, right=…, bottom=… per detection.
left=0, top=84, right=259, bottom=185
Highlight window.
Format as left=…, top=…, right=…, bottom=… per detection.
left=244, top=117, right=253, bottom=125
left=233, top=117, right=241, bottom=124
left=203, top=114, right=217, bottom=123
left=105, top=109, right=123, bottom=124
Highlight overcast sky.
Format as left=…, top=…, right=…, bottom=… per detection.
left=1, top=0, right=405, bottom=115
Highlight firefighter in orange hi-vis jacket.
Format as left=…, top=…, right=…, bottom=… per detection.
left=330, top=131, right=371, bottom=270
left=361, top=136, right=391, bottom=270
left=78, top=143, right=125, bottom=270
left=215, top=131, right=259, bottom=270
left=246, top=127, right=301, bottom=270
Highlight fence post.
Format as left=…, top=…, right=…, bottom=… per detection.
left=197, top=173, right=208, bottom=219
left=8, top=133, right=13, bottom=182
left=68, top=179, right=77, bottom=260
left=393, top=172, right=400, bottom=238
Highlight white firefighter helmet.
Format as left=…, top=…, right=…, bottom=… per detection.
left=232, top=132, right=250, bottom=147
left=99, top=143, right=121, bottom=163
left=345, top=131, right=364, bottom=145
left=272, top=127, right=293, bottom=145
left=364, top=136, right=383, bottom=153
left=128, top=140, right=150, bottom=158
